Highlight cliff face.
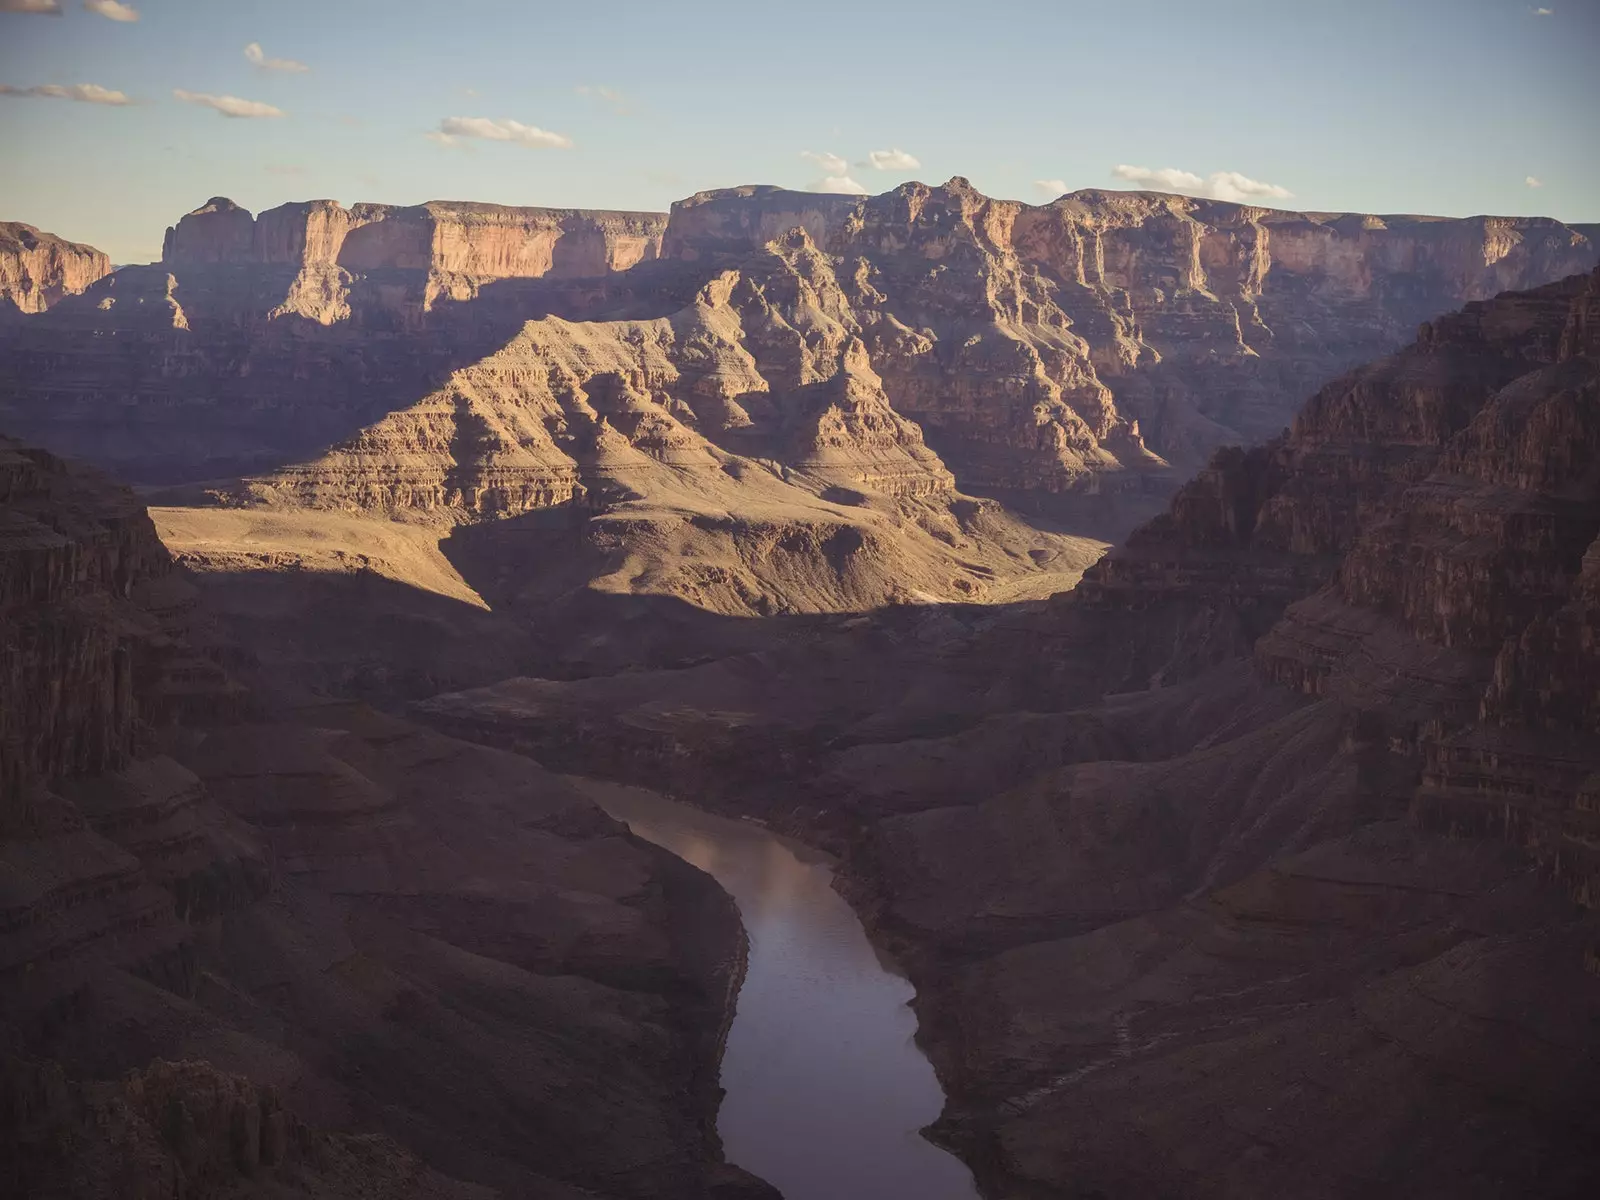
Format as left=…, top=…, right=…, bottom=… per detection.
left=162, top=194, right=667, bottom=278
left=0, top=222, right=111, bottom=314
left=0, top=439, right=775, bottom=1199
left=417, top=267, right=1600, bottom=1199
left=662, top=181, right=1597, bottom=488
left=2, top=183, right=1591, bottom=520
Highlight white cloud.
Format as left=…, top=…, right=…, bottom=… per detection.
left=0, top=1, right=63, bottom=14
left=1525, top=175, right=1544, bottom=188
left=801, top=150, right=849, bottom=176
left=0, top=81, right=131, bottom=104
left=1033, top=179, right=1070, bottom=197
left=866, top=148, right=920, bottom=171
left=1205, top=170, right=1294, bottom=202
left=812, top=175, right=869, bottom=195
left=173, top=88, right=285, bottom=119
left=577, top=84, right=629, bottom=115
left=245, top=43, right=309, bottom=74
left=1112, top=164, right=1206, bottom=192
left=430, top=116, right=572, bottom=148
left=1533, top=7, right=1553, bottom=14
left=83, top=0, right=137, bottom=20
left=1111, top=163, right=1292, bottom=203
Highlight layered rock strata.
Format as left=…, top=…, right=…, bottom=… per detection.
left=0, top=438, right=774, bottom=1198
left=418, top=268, right=1600, bottom=1198
left=0, top=222, right=111, bottom=315
left=3, top=183, right=1591, bottom=538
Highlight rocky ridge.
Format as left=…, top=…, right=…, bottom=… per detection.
left=3, top=183, right=1591, bottom=528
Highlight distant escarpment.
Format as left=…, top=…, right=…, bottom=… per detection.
left=0, top=437, right=774, bottom=1198
left=0, top=222, right=111, bottom=314
left=1, top=183, right=1591, bottom=525
left=420, top=267, right=1600, bottom=1198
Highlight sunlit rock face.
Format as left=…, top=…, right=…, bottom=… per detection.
left=2, top=183, right=1591, bottom=517
left=0, top=222, right=110, bottom=314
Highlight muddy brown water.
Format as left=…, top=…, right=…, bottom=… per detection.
left=576, top=781, right=980, bottom=1200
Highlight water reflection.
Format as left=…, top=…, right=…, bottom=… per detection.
left=575, top=780, right=979, bottom=1200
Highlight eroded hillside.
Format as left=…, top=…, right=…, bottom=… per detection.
left=420, top=266, right=1600, bottom=1198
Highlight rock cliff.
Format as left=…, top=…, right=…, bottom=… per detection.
left=0, top=222, right=111, bottom=314
left=0, top=437, right=775, bottom=1198
left=418, top=267, right=1600, bottom=1198
left=3, top=183, right=1590, bottom=527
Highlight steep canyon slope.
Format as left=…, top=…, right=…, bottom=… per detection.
left=1, top=184, right=1593, bottom=635
left=0, top=437, right=774, bottom=1198
left=422, top=266, right=1600, bottom=1197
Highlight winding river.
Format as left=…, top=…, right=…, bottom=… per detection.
left=575, top=781, right=979, bottom=1200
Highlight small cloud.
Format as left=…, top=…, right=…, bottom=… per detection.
left=1525, top=175, right=1544, bottom=188
left=1112, top=163, right=1206, bottom=192
left=801, top=150, right=848, bottom=176
left=428, top=116, right=572, bottom=148
left=1033, top=179, right=1070, bottom=197
left=461, top=87, right=479, bottom=98
left=244, top=43, right=309, bottom=74
left=83, top=0, right=137, bottom=19
left=812, top=175, right=869, bottom=195
left=1205, top=170, right=1293, bottom=202
left=576, top=84, right=630, bottom=115
left=337, top=114, right=363, bottom=127
left=1111, top=163, right=1291, bottom=203
left=865, top=148, right=920, bottom=171
left=264, top=164, right=308, bottom=176
left=173, top=88, right=285, bottom=119
left=0, top=1, right=64, bottom=14
left=0, top=81, right=132, bottom=105
left=1533, top=7, right=1553, bottom=14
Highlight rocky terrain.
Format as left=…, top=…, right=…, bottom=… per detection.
left=5, top=183, right=1599, bottom=1198
left=0, top=221, right=110, bottom=315
left=0, top=436, right=775, bottom=1198
left=1, top=185, right=1593, bottom=635
left=420, top=266, right=1600, bottom=1197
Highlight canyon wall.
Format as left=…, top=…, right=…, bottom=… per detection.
left=418, top=266, right=1600, bottom=1198
left=0, top=437, right=775, bottom=1199
left=2, top=184, right=1591, bottom=532
left=162, top=195, right=668, bottom=278
left=0, top=222, right=111, bottom=314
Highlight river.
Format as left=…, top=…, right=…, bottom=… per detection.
left=573, top=780, right=980, bottom=1200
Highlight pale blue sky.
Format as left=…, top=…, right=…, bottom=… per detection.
left=1, top=0, right=1595, bottom=263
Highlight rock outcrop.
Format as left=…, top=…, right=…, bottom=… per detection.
left=0, top=222, right=111, bottom=314
left=418, top=267, right=1600, bottom=1198
left=3, top=182, right=1591, bottom=527
left=0, top=437, right=775, bottom=1198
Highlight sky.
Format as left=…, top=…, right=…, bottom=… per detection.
left=1, top=0, right=1595, bottom=264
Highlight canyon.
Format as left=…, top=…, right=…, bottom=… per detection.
left=0, top=436, right=774, bottom=1197
left=420, top=264, right=1600, bottom=1197
left=3, top=181, right=1599, bottom=1199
